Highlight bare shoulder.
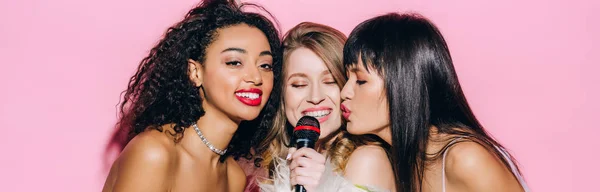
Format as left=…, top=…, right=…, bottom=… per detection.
left=344, top=145, right=395, bottom=191
left=120, top=130, right=174, bottom=164
left=445, top=141, right=524, bottom=192
left=108, top=130, right=175, bottom=192
left=347, top=145, right=390, bottom=166
left=226, top=157, right=247, bottom=191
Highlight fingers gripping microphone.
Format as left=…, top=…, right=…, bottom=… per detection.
left=293, top=116, right=320, bottom=192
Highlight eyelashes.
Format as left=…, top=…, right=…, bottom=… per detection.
left=291, top=84, right=307, bottom=88
left=259, top=63, right=273, bottom=71
left=290, top=81, right=336, bottom=88
left=225, top=60, right=273, bottom=72
left=225, top=61, right=242, bottom=66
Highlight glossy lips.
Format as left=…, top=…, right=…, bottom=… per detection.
left=235, top=88, right=262, bottom=106
left=340, top=104, right=351, bottom=121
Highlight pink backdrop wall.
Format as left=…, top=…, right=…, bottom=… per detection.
left=1, top=0, right=598, bottom=191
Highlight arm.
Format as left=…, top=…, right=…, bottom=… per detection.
left=109, top=135, right=172, bottom=192
left=344, top=145, right=395, bottom=191
left=445, top=142, right=525, bottom=192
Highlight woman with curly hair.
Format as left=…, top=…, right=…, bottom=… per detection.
left=102, top=0, right=281, bottom=191
left=255, top=22, right=395, bottom=192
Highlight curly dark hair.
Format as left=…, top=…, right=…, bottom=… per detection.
left=105, top=0, right=282, bottom=163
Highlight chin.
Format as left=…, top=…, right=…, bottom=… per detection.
left=319, top=125, right=337, bottom=138
left=232, top=104, right=266, bottom=120
left=346, top=125, right=363, bottom=135
left=318, top=130, right=332, bottom=140
left=239, top=115, right=260, bottom=121
left=238, top=111, right=262, bottom=121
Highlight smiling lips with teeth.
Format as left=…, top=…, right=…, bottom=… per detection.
left=235, top=88, right=262, bottom=106
left=302, top=107, right=332, bottom=123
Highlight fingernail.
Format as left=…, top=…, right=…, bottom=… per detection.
left=286, top=153, right=292, bottom=160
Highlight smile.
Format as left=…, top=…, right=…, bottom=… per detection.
left=235, top=89, right=262, bottom=106
left=302, top=110, right=331, bottom=118
left=302, top=107, right=333, bottom=123
left=235, top=92, right=260, bottom=99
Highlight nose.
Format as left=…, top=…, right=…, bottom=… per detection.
left=341, top=81, right=353, bottom=101
left=244, top=65, right=263, bottom=86
left=307, top=83, right=325, bottom=105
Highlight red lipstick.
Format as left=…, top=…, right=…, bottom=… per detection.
left=235, top=88, right=262, bottom=106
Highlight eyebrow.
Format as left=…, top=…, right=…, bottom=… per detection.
left=221, top=48, right=273, bottom=57
left=222, top=47, right=246, bottom=54
left=287, top=73, right=308, bottom=81
left=287, top=70, right=332, bottom=81
left=260, top=51, right=273, bottom=57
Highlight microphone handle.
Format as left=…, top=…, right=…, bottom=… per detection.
left=295, top=139, right=315, bottom=149
left=293, top=138, right=315, bottom=192
left=295, top=185, right=306, bottom=192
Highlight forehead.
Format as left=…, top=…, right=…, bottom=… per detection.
left=346, top=61, right=370, bottom=73
left=209, top=24, right=271, bottom=52
left=346, top=53, right=368, bottom=71
left=286, top=48, right=328, bottom=75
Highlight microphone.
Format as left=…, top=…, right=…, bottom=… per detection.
left=293, top=116, right=321, bottom=192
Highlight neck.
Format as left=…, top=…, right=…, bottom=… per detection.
left=376, top=126, right=392, bottom=145
left=184, top=103, right=239, bottom=162
left=316, top=129, right=342, bottom=155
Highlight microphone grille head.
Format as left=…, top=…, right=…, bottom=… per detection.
left=293, top=129, right=320, bottom=143
left=296, top=116, right=320, bottom=128
left=293, top=116, right=321, bottom=143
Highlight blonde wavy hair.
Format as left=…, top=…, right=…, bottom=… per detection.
left=258, top=22, right=382, bottom=174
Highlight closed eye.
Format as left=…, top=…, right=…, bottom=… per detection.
left=356, top=80, right=367, bottom=85
left=291, top=84, right=307, bottom=88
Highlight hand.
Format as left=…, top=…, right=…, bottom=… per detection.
left=287, top=147, right=326, bottom=192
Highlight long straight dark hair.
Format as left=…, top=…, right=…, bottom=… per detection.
left=343, top=13, right=522, bottom=192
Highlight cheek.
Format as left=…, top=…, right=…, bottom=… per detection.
left=376, top=97, right=390, bottom=125
left=363, top=94, right=390, bottom=132
left=204, top=69, right=237, bottom=97
left=351, top=90, right=385, bottom=133
left=284, top=88, right=303, bottom=125
left=262, top=75, right=274, bottom=101
left=324, top=87, right=342, bottom=131
left=284, top=86, right=309, bottom=109
left=325, top=86, right=341, bottom=106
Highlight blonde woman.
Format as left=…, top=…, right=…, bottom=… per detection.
left=254, top=22, right=396, bottom=192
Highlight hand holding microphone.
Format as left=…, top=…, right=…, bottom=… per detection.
left=288, top=116, right=326, bottom=192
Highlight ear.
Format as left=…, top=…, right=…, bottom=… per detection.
left=188, top=59, right=203, bottom=87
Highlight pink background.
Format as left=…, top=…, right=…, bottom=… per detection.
left=1, top=0, right=597, bottom=191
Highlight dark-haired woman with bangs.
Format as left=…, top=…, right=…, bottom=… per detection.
left=102, top=0, right=282, bottom=191
left=340, top=13, right=530, bottom=192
